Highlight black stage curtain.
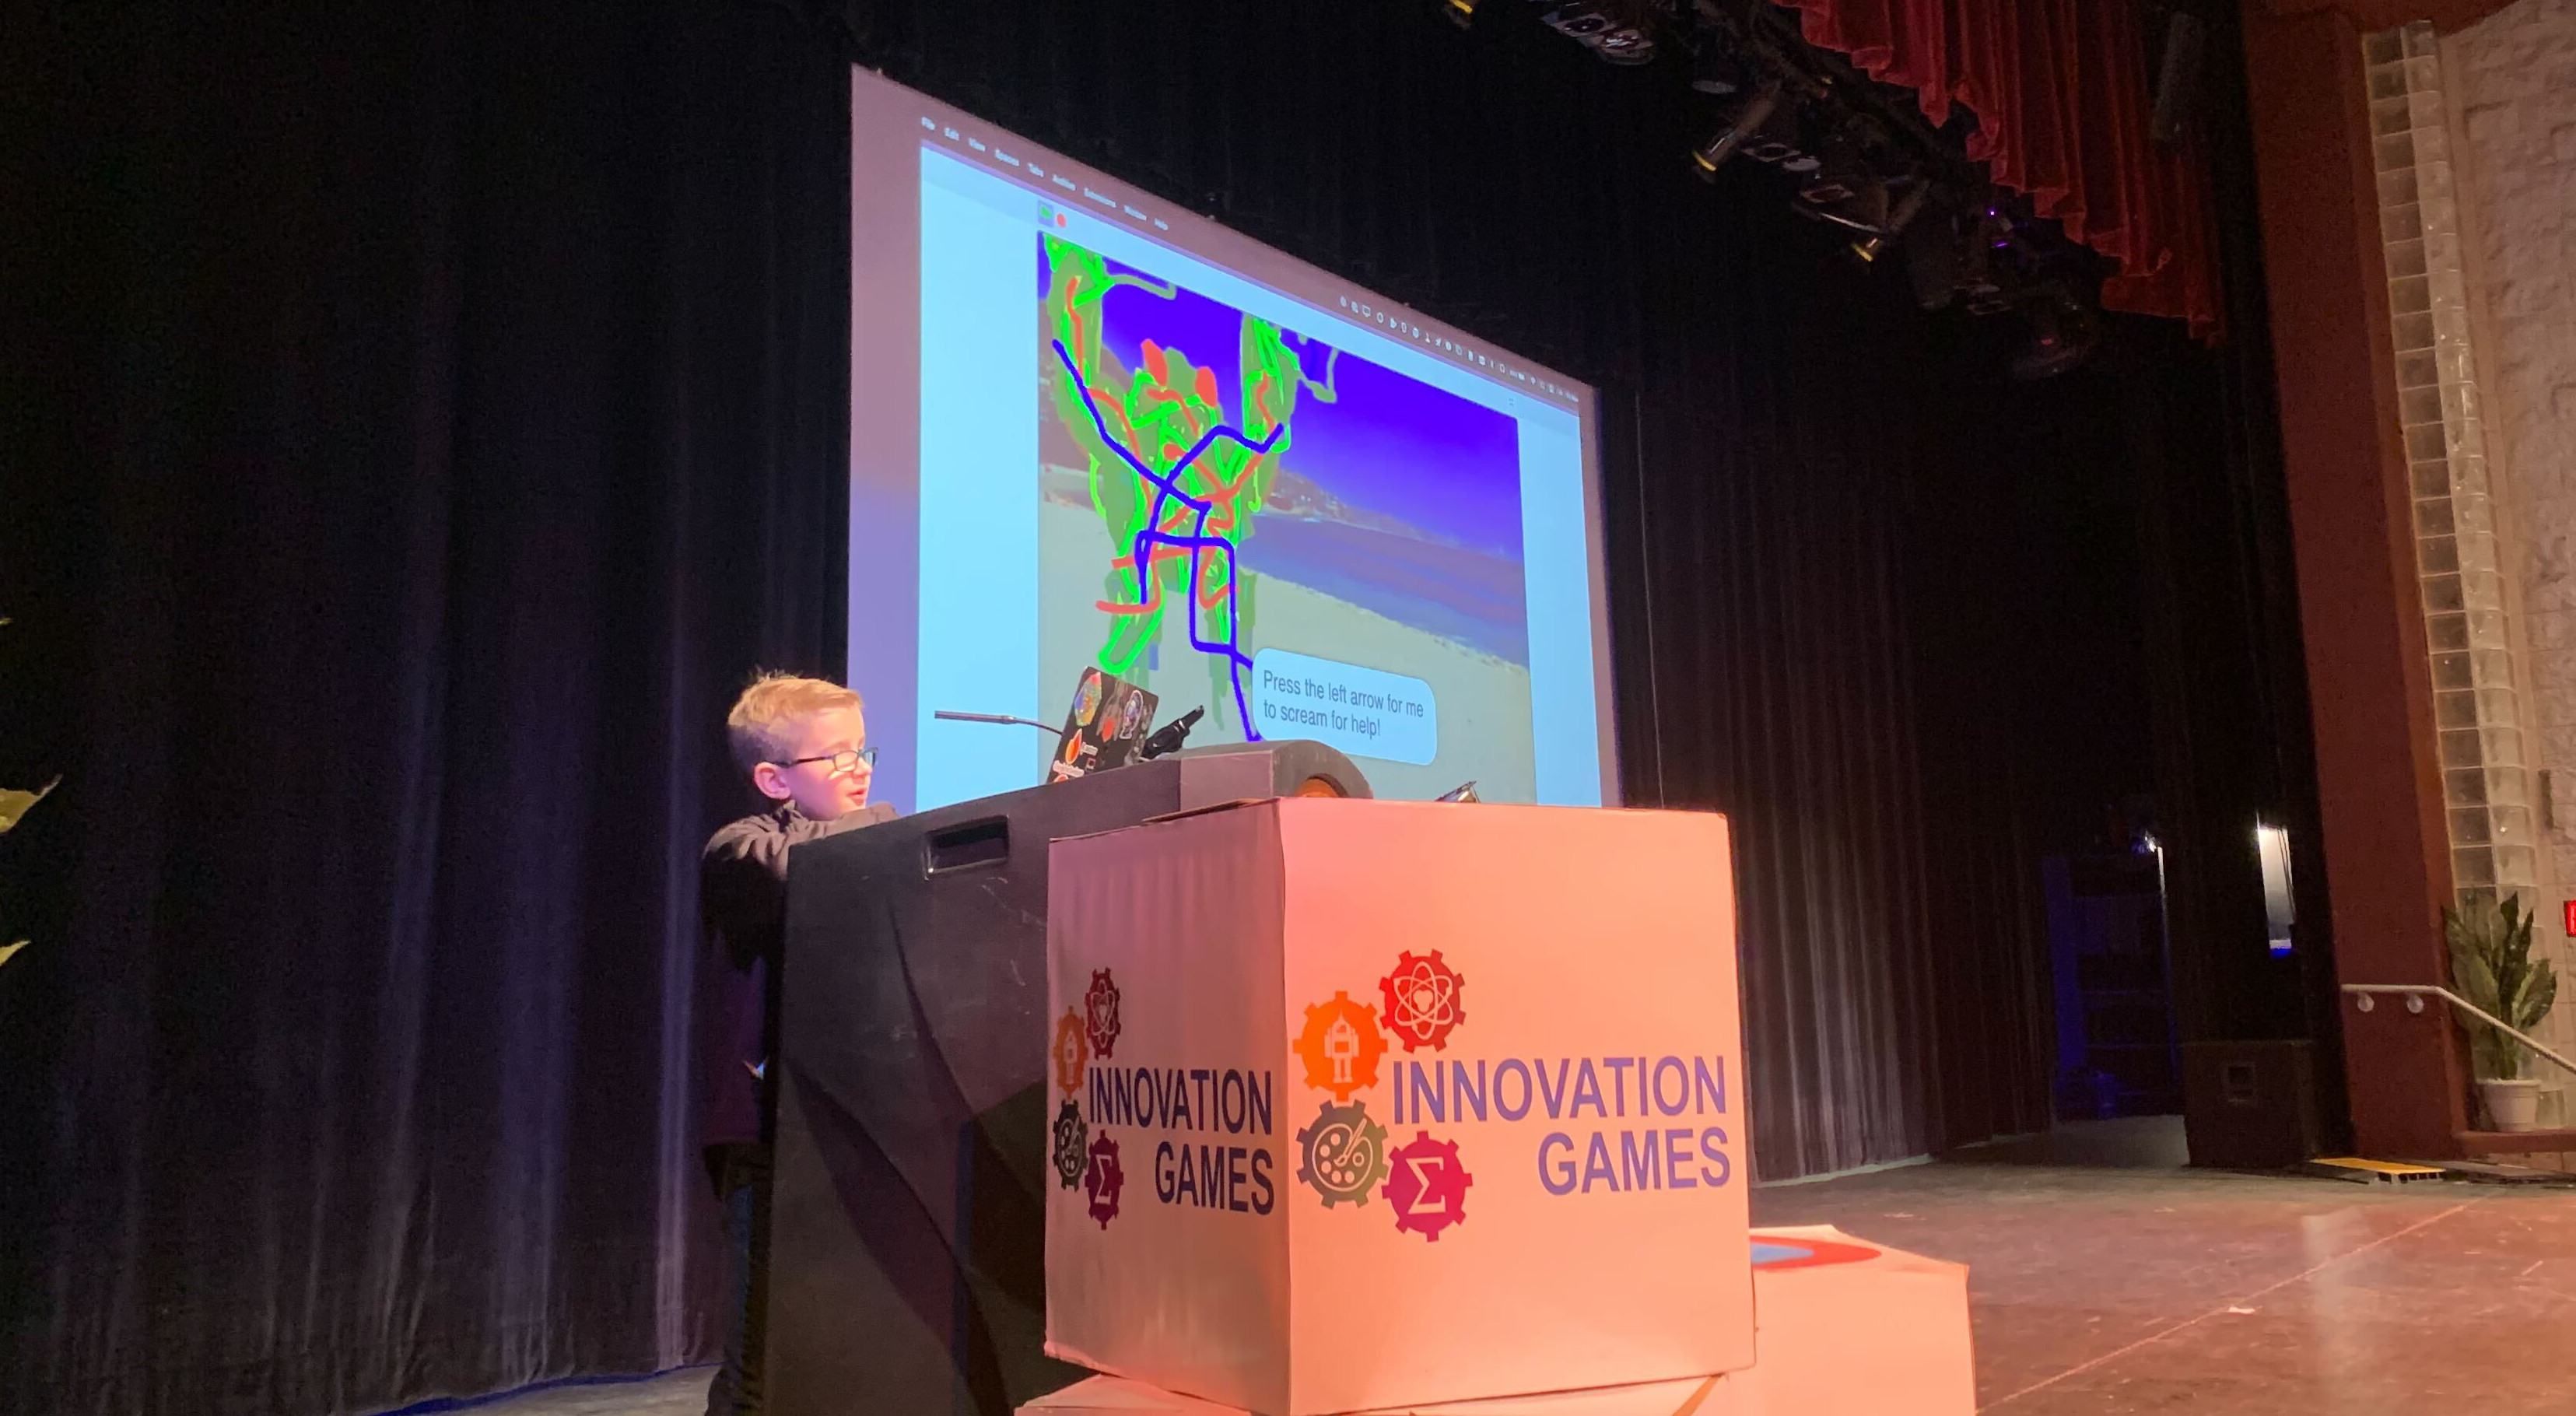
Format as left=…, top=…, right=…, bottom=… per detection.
left=6, top=0, right=2306, bottom=1411
left=5, top=4, right=850, bottom=1414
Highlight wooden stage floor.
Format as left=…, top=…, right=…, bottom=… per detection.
left=444, top=1119, right=2576, bottom=1416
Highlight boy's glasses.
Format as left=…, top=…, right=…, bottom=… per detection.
left=781, top=746, right=877, bottom=774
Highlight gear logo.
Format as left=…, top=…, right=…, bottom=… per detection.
left=1294, top=1100, right=1390, bottom=1207
left=1293, top=991, right=1386, bottom=1102
left=1052, top=1009, right=1089, bottom=1096
left=1379, top=949, right=1467, bottom=1052
left=1082, top=1134, right=1126, bottom=1228
left=1050, top=1101, right=1088, bottom=1190
left=1084, top=969, right=1124, bottom=1058
left=1385, top=1131, right=1473, bottom=1242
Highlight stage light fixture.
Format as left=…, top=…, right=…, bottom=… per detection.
left=1740, top=102, right=1805, bottom=166
left=1538, top=2, right=1658, bottom=65
left=1850, top=182, right=1929, bottom=262
left=1741, top=133, right=1800, bottom=164
left=1798, top=169, right=1859, bottom=204
left=1590, top=26, right=1656, bottom=64
left=1689, top=47, right=1751, bottom=95
left=1442, top=0, right=1484, bottom=26
left=1778, top=109, right=1840, bottom=175
left=1544, top=3, right=1614, bottom=38
left=1797, top=134, right=1874, bottom=206
left=1791, top=198, right=1886, bottom=237
left=1689, top=86, right=1782, bottom=181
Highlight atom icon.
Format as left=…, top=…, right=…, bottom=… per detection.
left=1379, top=950, right=1467, bottom=1052
left=1085, top=969, right=1124, bottom=1058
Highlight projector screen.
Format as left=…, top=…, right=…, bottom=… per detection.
left=849, top=69, right=1617, bottom=811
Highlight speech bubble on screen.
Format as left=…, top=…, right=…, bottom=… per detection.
left=1249, top=648, right=1438, bottom=766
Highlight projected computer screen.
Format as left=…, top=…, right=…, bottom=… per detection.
left=850, top=69, right=1616, bottom=811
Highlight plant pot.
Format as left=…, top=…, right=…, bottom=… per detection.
left=2479, top=1078, right=2543, bottom=1132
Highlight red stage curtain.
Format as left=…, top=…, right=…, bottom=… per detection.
left=1788, top=0, right=2224, bottom=342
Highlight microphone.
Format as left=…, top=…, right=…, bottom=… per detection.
left=1137, top=706, right=1204, bottom=762
left=934, top=709, right=1067, bottom=739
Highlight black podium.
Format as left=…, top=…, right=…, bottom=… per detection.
left=766, top=741, right=1370, bottom=1416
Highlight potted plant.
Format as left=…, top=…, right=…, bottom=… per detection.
left=2443, top=893, right=2559, bottom=1131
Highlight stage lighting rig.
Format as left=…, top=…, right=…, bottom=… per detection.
left=1687, top=39, right=1752, bottom=94
left=1792, top=168, right=1919, bottom=247
left=1442, top=0, right=2108, bottom=347
left=1740, top=126, right=1803, bottom=167
left=1795, top=134, right=1871, bottom=206
left=1533, top=0, right=1663, bottom=65
left=1849, top=182, right=1929, bottom=262
left=1688, top=84, right=1782, bottom=180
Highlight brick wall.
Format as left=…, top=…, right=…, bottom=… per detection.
left=2452, top=0, right=2576, bottom=1098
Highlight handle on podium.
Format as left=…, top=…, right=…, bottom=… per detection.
left=923, top=816, right=1011, bottom=876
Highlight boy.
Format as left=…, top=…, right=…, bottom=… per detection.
left=699, top=672, right=896, bottom=1416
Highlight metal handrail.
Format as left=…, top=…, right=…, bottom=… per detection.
left=2342, top=983, right=2576, bottom=1081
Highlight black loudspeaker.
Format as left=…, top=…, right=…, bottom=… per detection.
left=765, top=742, right=1369, bottom=1416
left=2181, top=1039, right=2322, bottom=1169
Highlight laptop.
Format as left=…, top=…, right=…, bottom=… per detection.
left=1046, top=667, right=1160, bottom=785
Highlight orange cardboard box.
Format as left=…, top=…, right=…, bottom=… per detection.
left=1018, top=1373, right=1737, bottom=1416
left=1742, top=1226, right=1972, bottom=1414
left=1044, top=799, right=1751, bottom=1415
left=1022, top=1225, right=1971, bottom=1416
left=1021, top=1374, right=1740, bottom=1416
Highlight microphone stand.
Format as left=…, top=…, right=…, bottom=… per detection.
left=934, top=710, right=1067, bottom=738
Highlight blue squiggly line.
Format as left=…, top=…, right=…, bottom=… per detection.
left=1051, top=338, right=1282, bottom=740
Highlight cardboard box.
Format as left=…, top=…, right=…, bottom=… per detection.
left=1740, top=1226, right=1972, bottom=1415
left=1023, top=1225, right=1972, bottom=1416
left=1044, top=799, right=1750, bottom=1415
left=1018, top=1373, right=1736, bottom=1415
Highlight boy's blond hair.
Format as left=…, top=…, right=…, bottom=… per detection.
left=726, top=671, right=864, bottom=771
